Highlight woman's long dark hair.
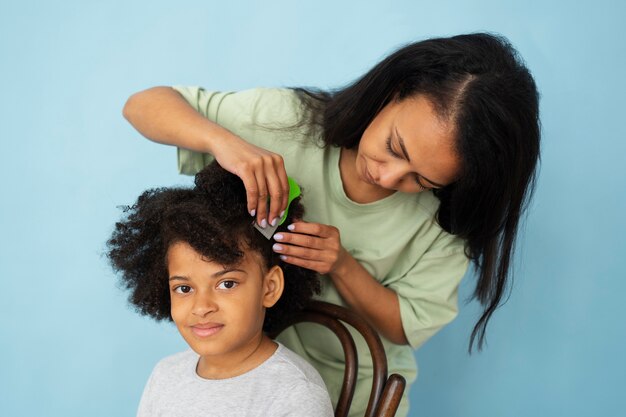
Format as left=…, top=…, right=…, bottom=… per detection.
left=293, top=33, right=540, bottom=352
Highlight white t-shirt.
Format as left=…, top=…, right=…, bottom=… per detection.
left=137, top=343, right=333, bottom=417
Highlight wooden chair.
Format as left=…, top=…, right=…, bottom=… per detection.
left=270, top=301, right=406, bottom=417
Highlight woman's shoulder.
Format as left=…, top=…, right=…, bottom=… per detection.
left=246, top=86, right=299, bottom=100
left=241, top=87, right=305, bottom=126
left=395, top=191, right=467, bottom=256
left=203, top=86, right=302, bottom=110
left=413, top=190, right=442, bottom=219
left=172, top=85, right=303, bottom=121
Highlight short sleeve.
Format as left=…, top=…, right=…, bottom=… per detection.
left=172, top=86, right=232, bottom=175
left=387, top=234, right=470, bottom=349
left=171, top=86, right=305, bottom=176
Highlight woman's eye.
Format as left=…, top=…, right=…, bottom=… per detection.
left=217, top=280, right=238, bottom=290
left=385, top=138, right=402, bottom=159
left=414, top=175, right=429, bottom=190
left=173, top=285, right=192, bottom=294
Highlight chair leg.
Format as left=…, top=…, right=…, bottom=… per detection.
left=373, top=374, right=406, bottom=417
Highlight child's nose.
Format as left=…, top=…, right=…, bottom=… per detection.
left=192, top=296, right=218, bottom=317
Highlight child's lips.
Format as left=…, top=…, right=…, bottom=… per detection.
left=190, top=323, right=224, bottom=337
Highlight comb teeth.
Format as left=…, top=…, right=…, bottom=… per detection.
left=254, top=222, right=279, bottom=240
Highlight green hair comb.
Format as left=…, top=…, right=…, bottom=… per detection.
left=253, top=177, right=301, bottom=239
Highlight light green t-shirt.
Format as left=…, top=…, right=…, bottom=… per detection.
left=173, top=86, right=469, bottom=417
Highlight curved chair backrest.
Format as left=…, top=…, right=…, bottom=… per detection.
left=270, top=301, right=406, bottom=417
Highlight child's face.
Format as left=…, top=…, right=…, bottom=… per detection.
left=167, top=241, right=282, bottom=360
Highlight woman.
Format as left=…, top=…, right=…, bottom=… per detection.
left=123, top=33, right=540, bottom=416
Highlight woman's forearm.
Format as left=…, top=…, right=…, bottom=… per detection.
left=330, top=252, right=409, bottom=345
left=273, top=222, right=409, bottom=345
left=122, top=86, right=235, bottom=153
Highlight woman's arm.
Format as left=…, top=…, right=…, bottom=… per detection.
left=330, top=250, right=408, bottom=345
left=123, top=87, right=289, bottom=226
left=272, top=222, right=408, bottom=345
left=124, top=86, right=231, bottom=152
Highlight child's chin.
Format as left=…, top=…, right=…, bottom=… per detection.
left=187, top=342, right=229, bottom=357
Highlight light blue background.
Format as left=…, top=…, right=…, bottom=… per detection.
left=1, top=1, right=624, bottom=416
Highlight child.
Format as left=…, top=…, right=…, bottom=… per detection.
left=107, top=162, right=334, bottom=417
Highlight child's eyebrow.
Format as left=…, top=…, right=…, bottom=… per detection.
left=212, top=268, right=247, bottom=278
left=169, top=276, right=189, bottom=282
left=168, top=268, right=247, bottom=282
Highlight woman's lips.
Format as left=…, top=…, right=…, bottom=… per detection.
left=358, top=155, right=379, bottom=186
left=362, top=163, right=377, bottom=185
left=191, top=323, right=224, bottom=337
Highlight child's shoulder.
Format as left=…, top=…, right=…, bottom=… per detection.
left=255, top=343, right=333, bottom=415
left=272, top=344, right=322, bottom=378
left=150, top=349, right=198, bottom=379
left=263, top=343, right=327, bottom=390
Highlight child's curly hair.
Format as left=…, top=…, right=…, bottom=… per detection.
left=107, top=162, right=319, bottom=334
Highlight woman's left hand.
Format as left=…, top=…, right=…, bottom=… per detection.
left=271, top=221, right=350, bottom=275
left=273, top=221, right=408, bottom=344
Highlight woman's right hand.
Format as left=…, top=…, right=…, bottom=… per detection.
left=211, top=134, right=290, bottom=228
left=123, top=87, right=289, bottom=227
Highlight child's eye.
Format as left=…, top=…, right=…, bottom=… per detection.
left=173, top=285, right=192, bottom=294
left=217, top=280, right=238, bottom=290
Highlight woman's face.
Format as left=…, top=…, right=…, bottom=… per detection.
left=356, top=94, right=461, bottom=194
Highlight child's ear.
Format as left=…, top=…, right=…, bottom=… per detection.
left=262, top=265, right=284, bottom=308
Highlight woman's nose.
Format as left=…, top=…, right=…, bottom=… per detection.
left=378, top=164, right=407, bottom=189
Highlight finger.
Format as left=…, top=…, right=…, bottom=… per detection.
left=238, top=166, right=260, bottom=218
left=272, top=242, right=329, bottom=262
left=277, top=254, right=329, bottom=275
left=273, top=156, right=290, bottom=218
left=273, top=232, right=325, bottom=250
left=286, top=221, right=336, bottom=238
left=253, top=167, right=269, bottom=227
left=264, top=156, right=287, bottom=226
